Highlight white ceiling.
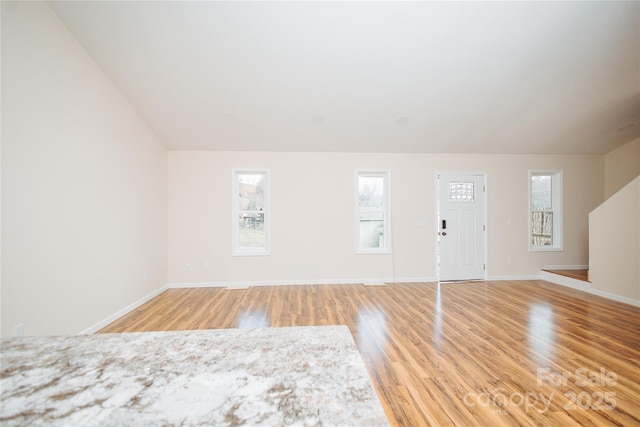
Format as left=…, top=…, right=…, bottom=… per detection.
left=49, top=1, right=640, bottom=154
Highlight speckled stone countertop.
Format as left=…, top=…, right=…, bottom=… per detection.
left=1, top=326, right=389, bottom=426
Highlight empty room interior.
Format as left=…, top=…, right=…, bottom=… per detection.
left=1, top=1, right=640, bottom=426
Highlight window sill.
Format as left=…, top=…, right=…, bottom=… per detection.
left=529, top=246, right=563, bottom=252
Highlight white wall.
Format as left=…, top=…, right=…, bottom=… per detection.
left=0, top=2, right=616, bottom=336
left=1, top=2, right=168, bottom=337
left=589, top=177, right=640, bottom=303
left=604, top=137, right=640, bottom=199
left=168, top=151, right=603, bottom=285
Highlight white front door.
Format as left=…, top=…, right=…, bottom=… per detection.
left=438, top=173, right=486, bottom=281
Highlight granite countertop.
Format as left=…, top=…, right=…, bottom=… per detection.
left=1, top=325, right=389, bottom=426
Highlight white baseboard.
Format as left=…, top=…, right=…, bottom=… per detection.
left=542, top=264, right=589, bottom=270
left=587, top=288, right=640, bottom=307
left=541, top=270, right=590, bottom=291
left=79, top=284, right=169, bottom=335
left=541, top=271, right=640, bottom=307
left=169, top=277, right=437, bottom=289
left=169, top=282, right=227, bottom=289
left=390, top=277, right=437, bottom=284
left=486, top=275, right=542, bottom=281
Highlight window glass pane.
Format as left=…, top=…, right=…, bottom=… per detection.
left=531, top=211, right=553, bottom=246
left=531, top=175, right=552, bottom=210
left=239, top=213, right=265, bottom=248
left=359, top=176, right=384, bottom=208
left=449, top=182, right=474, bottom=202
left=359, top=212, right=384, bottom=248
left=238, top=174, right=265, bottom=211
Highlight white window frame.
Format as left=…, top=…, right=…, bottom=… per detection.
left=529, top=169, right=563, bottom=252
left=355, top=170, right=391, bottom=254
left=232, top=169, right=270, bottom=256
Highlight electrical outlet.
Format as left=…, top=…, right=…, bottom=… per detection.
left=507, top=257, right=513, bottom=265
left=203, top=263, right=209, bottom=271
left=13, top=323, right=24, bottom=337
left=143, top=272, right=148, bottom=283
left=186, top=264, right=192, bottom=272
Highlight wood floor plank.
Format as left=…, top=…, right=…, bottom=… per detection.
left=99, top=280, right=640, bottom=427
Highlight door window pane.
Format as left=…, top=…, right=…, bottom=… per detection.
left=449, top=182, right=474, bottom=202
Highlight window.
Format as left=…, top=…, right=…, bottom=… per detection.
left=529, top=170, right=563, bottom=251
left=356, top=171, right=390, bottom=253
left=232, top=170, right=269, bottom=256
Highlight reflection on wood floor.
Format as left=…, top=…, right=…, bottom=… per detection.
left=100, top=280, right=640, bottom=427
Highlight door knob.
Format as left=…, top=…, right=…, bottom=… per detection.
left=442, top=232, right=447, bottom=236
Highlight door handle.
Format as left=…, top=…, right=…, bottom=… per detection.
left=442, top=232, right=447, bottom=236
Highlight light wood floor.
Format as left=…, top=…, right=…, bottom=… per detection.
left=99, top=280, right=640, bottom=426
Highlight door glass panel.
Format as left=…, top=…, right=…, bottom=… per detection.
left=449, top=182, right=474, bottom=202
